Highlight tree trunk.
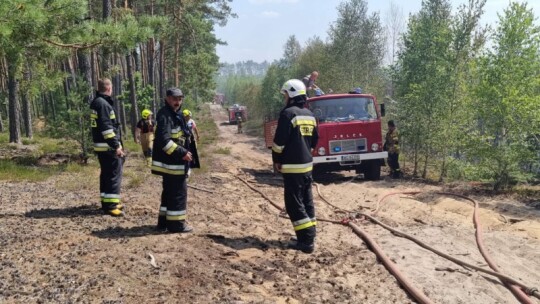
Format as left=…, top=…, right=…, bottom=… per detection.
left=147, top=38, right=156, bottom=113
left=49, top=92, right=57, bottom=121
left=438, top=157, right=446, bottom=183
left=174, top=36, right=180, bottom=87
left=91, top=50, right=98, bottom=90
left=126, top=53, right=138, bottom=139
left=159, top=40, right=165, bottom=100
left=421, top=148, right=429, bottom=179
left=77, top=50, right=93, bottom=104
left=7, top=52, right=21, bottom=144
left=101, top=0, right=112, bottom=74
left=133, top=49, right=141, bottom=74
left=21, top=68, right=32, bottom=139
left=413, top=142, right=419, bottom=177
left=0, top=110, right=4, bottom=132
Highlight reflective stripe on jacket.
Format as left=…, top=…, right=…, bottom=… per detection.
left=90, top=93, right=122, bottom=152
left=272, top=103, right=318, bottom=174
left=151, top=104, right=190, bottom=176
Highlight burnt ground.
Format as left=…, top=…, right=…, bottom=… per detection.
left=0, top=104, right=539, bottom=303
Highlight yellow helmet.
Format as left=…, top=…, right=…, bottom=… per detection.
left=182, top=109, right=192, bottom=117
left=141, top=109, right=153, bottom=119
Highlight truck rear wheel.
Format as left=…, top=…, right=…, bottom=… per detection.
left=363, top=161, right=381, bottom=181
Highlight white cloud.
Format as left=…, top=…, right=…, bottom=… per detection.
left=262, top=11, right=280, bottom=18
left=249, top=0, right=300, bottom=4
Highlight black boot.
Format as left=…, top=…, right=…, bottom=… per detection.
left=156, top=216, right=167, bottom=231
left=287, top=240, right=314, bottom=254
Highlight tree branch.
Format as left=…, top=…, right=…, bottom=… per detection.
left=42, top=38, right=102, bottom=49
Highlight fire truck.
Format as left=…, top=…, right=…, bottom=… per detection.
left=228, top=104, right=247, bottom=124
left=264, top=92, right=387, bottom=180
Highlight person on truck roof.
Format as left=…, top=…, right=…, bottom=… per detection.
left=302, top=71, right=319, bottom=97
left=272, top=79, right=319, bottom=254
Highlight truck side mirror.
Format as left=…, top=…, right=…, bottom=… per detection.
left=380, top=103, right=386, bottom=117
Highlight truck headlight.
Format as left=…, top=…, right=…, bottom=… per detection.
left=318, top=147, right=326, bottom=156
left=371, top=143, right=379, bottom=151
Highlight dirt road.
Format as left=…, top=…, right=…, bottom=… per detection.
left=1, top=104, right=539, bottom=303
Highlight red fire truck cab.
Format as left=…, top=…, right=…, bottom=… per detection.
left=264, top=93, right=387, bottom=180
left=228, top=104, right=247, bottom=124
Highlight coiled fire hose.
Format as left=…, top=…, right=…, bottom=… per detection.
left=236, top=175, right=434, bottom=304
left=323, top=187, right=539, bottom=303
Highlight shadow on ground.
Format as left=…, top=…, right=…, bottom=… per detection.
left=25, top=204, right=102, bottom=218
left=206, top=234, right=285, bottom=251
left=241, top=168, right=282, bottom=187
left=91, top=225, right=167, bottom=239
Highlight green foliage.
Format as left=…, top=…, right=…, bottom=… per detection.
left=0, top=159, right=64, bottom=182
left=118, top=72, right=155, bottom=113
left=393, top=0, right=485, bottom=180
left=214, top=147, right=231, bottom=155
left=45, top=78, right=92, bottom=157
left=325, top=0, right=386, bottom=94
left=470, top=2, right=540, bottom=189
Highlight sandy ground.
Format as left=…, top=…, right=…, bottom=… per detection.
left=0, top=103, right=539, bottom=303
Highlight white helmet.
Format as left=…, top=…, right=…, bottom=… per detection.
left=281, top=79, right=306, bottom=98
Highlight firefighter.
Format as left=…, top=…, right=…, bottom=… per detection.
left=90, top=78, right=125, bottom=217
left=236, top=113, right=243, bottom=134
left=302, top=71, right=319, bottom=97
left=136, top=109, right=156, bottom=166
left=272, top=79, right=319, bottom=254
left=183, top=109, right=200, bottom=143
left=182, top=109, right=201, bottom=176
left=152, top=87, right=193, bottom=233
left=385, top=120, right=401, bottom=178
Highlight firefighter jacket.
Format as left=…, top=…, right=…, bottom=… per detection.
left=90, top=92, right=122, bottom=152
left=272, top=102, right=318, bottom=174
left=385, top=128, right=400, bottom=154
left=151, top=103, right=190, bottom=176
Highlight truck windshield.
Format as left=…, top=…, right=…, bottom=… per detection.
left=309, top=97, right=377, bottom=122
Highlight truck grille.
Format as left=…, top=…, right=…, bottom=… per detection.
left=329, top=138, right=367, bottom=154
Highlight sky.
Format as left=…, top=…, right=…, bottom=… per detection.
left=214, top=0, right=540, bottom=63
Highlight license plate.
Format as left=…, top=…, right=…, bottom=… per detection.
left=341, top=154, right=361, bottom=162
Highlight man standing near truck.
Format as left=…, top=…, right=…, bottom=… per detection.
left=272, top=79, right=319, bottom=254
left=385, top=120, right=401, bottom=178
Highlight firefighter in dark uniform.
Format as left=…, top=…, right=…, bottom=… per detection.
left=152, top=87, right=193, bottom=233
left=90, top=78, right=125, bottom=217
left=385, top=120, right=401, bottom=178
left=272, top=79, right=319, bottom=254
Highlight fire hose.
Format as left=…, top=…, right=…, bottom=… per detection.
left=318, top=185, right=539, bottom=303
left=236, top=175, right=434, bottom=304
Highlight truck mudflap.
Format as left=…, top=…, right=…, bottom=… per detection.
left=313, top=151, right=388, bottom=164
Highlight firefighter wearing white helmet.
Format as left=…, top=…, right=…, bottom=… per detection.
left=136, top=109, right=156, bottom=166
left=272, top=79, right=319, bottom=254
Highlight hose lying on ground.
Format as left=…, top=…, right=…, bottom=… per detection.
left=325, top=188, right=539, bottom=303
left=235, top=174, right=434, bottom=304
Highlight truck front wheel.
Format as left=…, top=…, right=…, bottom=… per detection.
left=363, top=161, right=381, bottom=181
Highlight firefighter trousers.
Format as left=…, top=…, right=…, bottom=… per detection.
left=97, top=152, right=123, bottom=210
left=388, top=152, right=401, bottom=177
left=283, top=172, right=316, bottom=245
left=158, top=174, right=188, bottom=232
left=140, top=132, right=154, bottom=158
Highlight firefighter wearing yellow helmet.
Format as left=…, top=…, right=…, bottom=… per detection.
left=272, top=79, right=319, bottom=254
left=136, top=109, right=156, bottom=166
left=182, top=109, right=201, bottom=175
